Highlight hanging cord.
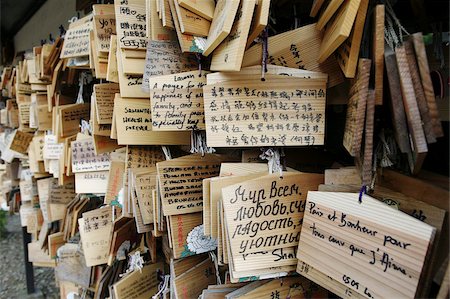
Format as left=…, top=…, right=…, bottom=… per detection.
left=209, top=252, right=222, bottom=285
left=161, top=146, right=172, bottom=160
left=190, top=131, right=215, bottom=156
left=384, top=0, right=410, bottom=49
left=152, top=274, right=170, bottom=299
left=261, top=27, right=269, bottom=81
left=195, top=53, right=202, bottom=77
left=358, top=185, right=367, bottom=204
left=259, top=148, right=283, bottom=177
left=119, top=251, right=144, bottom=277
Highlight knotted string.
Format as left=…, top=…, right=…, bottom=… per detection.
left=358, top=185, right=367, bottom=204
left=161, top=146, right=172, bottom=160
left=152, top=274, right=170, bottom=299
left=195, top=53, right=202, bottom=77
left=190, top=131, right=215, bottom=156
left=258, top=27, right=269, bottom=81
left=209, top=252, right=222, bottom=285
left=260, top=148, right=283, bottom=177
left=120, top=251, right=144, bottom=277
left=384, top=0, right=410, bottom=49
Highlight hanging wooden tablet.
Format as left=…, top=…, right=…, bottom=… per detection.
left=78, top=208, right=113, bottom=266
left=114, top=96, right=190, bottom=145
left=202, top=0, right=241, bottom=56
left=203, top=76, right=327, bottom=147
left=396, top=45, right=428, bottom=174
left=161, top=0, right=175, bottom=29
left=134, top=170, right=157, bottom=224
left=210, top=0, right=256, bottom=71
left=173, top=0, right=210, bottom=37
left=116, top=46, right=148, bottom=98
left=92, top=9, right=116, bottom=56
left=246, top=0, right=270, bottom=48
left=372, top=4, right=384, bottom=105
left=149, top=70, right=209, bottom=130
left=297, top=191, right=435, bottom=299
left=142, top=40, right=197, bottom=92
left=157, top=154, right=222, bottom=215
left=75, top=171, right=109, bottom=193
left=149, top=0, right=177, bottom=41
left=361, top=89, right=374, bottom=186
left=411, top=32, right=444, bottom=137
left=221, top=173, right=323, bottom=259
left=107, top=35, right=119, bottom=83
left=114, top=0, right=147, bottom=50
left=318, top=0, right=361, bottom=63
left=112, top=262, right=163, bottom=299
left=178, top=0, right=215, bottom=21
left=173, top=257, right=217, bottom=299
left=385, top=51, right=412, bottom=154
left=168, top=0, right=203, bottom=53
left=71, top=138, right=111, bottom=173
left=316, top=0, right=345, bottom=30
left=58, top=103, right=90, bottom=138
left=336, top=0, right=369, bottom=78
left=242, top=23, right=344, bottom=88
left=404, top=40, right=436, bottom=144
left=94, top=83, right=120, bottom=124
left=343, top=58, right=371, bottom=157
left=9, top=130, right=33, bottom=155
left=60, top=22, right=92, bottom=59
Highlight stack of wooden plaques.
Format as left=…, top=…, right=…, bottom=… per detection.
left=0, top=1, right=446, bottom=299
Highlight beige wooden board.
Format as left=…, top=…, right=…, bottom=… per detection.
left=361, top=89, right=374, bottom=185
left=91, top=96, right=112, bottom=137
left=202, top=0, right=241, bottom=56
left=114, top=96, right=190, bottom=145
left=113, top=262, right=163, bottom=299
left=120, top=52, right=145, bottom=76
left=131, top=177, right=152, bottom=233
left=222, top=173, right=323, bottom=258
left=204, top=77, right=327, bottom=147
left=317, top=0, right=345, bottom=30
left=9, top=130, right=33, bottom=154
left=296, top=261, right=366, bottom=299
left=75, top=170, right=109, bottom=194
left=318, top=0, right=361, bottom=63
left=149, top=0, right=177, bottom=41
left=157, top=154, right=221, bottom=215
left=373, top=5, right=385, bottom=106
left=207, top=65, right=328, bottom=84
left=94, top=83, right=120, bottom=124
left=178, top=0, right=215, bottom=21
left=404, top=40, right=436, bottom=143
left=134, top=169, right=157, bottom=224
left=246, top=0, right=270, bottom=48
left=310, top=0, right=326, bottom=17
left=59, top=103, right=90, bottom=138
left=343, top=58, right=371, bottom=156
left=168, top=0, right=203, bottom=53
left=142, top=40, right=197, bottom=92
left=19, top=180, right=34, bottom=202
left=126, top=145, right=164, bottom=169
left=336, top=0, right=368, bottom=78
left=107, top=35, right=119, bottom=83
left=93, top=13, right=116, bottom=54
left=116, top=45, right=147, bottom=98
left=173, top=258, right=217, bottom=298
left=123, top=48, right=147, bottom=59
left=161, top=0, right=175, bottom=29
left=242, top=23, right=344, bottom=88
left=210, top=0, right=255, bottom=71
left=169, top=212, right=203, bottom=258
left=60, top=21, right=91, bottom=58
left=209, top=172, right=266, bottom=239
left=71, top=138, right=111, bottom=172
left=78, top=208, right=113, bottom=266
left=48, top=179, right=75, bottom=204
left=93, top=134, right=122, bottom=155
left=37, top=104, right=52, bottom=131
left=411, top=32, right=444, bottom=137
left=173, top=0, right=210, bottom=36
left=105, top=160, right=125, bottom=204
left=396, top=45, right=428, bottom=174
left=385, top=51, right=412, bottom=154
left=297, top=191, right=435, bottom=299
left=203, top=178, right=212, bottom=235
left=115, top=0, right=147, bottom=50
left=226, top=276, right=327, bottom=299
left=149, top=70, right=209, bottom=130
left=325, top=167, right=361, bottom=185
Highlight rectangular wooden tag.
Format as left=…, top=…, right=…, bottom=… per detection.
left=60, top=22, right=91, bottom=58
left=149, top=0, right=177, bottom=41
left=71, top=138, right=111, bottom=172
left=210, top=0, right=256, bottom=71
left=75, top=170, right=109, bottom=194
left=114, top=96, right=190, bottom=145
left=297, top=191, right=435, bottom=298
left=142, top=40, right=197, bottom=92
left=107, top=35, right=119, bottom=83
left=9, top=130, right=33, bottom=154
left=149, top=70, right=209, bottom=130
left=178, top=0, right=215, bottom=21
left=93, top=12, right=116, bottom=55
left=157, top=154, right=222, bottom=215
left=169, top=212, right=203, bottom=258
left=115, top=0, right=147, bottom=50
left=94, top=83, right=120, bottom=124
left=203, top=76, right=327, bottom=147
left=59, top=103, right=90, bottom=138
left=343, top=58, right=371, bottom=157
left=173, top=0, right=210, bottom=37
left=372, top=4, right=385, bottom=105
left=221, top=173, right=323, bottom=257
left=113, top=262, right=163, bottom=298
left=246, top=0, right=270, bottom=48
left=242, top=23, right=344, bottom=88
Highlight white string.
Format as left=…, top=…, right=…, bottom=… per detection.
left=384, top=0, right=410, bottom=49
left=161, top=146, right=172, bottom=160
left=119, top=251, right=144, bottom=277
left=259, top=148, right=283, bottom=177
left=190, top=131, right=215, bottom=156
left=209, top=252, right=222, bottom=285
left=152, top=275, right=170, bottom=299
